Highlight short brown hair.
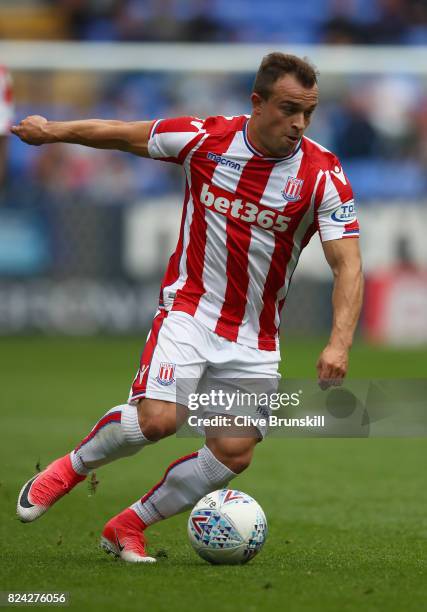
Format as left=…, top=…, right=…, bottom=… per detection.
left=253, top=53, right=318, bottom=100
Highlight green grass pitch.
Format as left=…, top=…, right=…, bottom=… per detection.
left=1, top=336, right=426, bottom=611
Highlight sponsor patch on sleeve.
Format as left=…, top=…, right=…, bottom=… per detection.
left=330, top=200, right=357, bottom=223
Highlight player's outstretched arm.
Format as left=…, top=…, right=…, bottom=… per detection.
left=11, top=115, right=155, bottom=157
left=317, top=238, right=364, bottom=389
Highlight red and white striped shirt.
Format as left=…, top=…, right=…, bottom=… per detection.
left=0, top=66, right=13, bottom=136
left=148, top=114, right=359, bottom=351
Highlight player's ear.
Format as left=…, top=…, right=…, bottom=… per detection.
left=250, top=92, right=264, bottom=116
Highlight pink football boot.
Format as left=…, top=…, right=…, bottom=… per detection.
left=17, top=454, right=86, bottom=522
left=101, top=508, right=156, bottom=563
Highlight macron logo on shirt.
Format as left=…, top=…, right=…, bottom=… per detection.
left=207, top=152, right=241, bottom=171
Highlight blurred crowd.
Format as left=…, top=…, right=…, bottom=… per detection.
left=4, top=70, right=427, bottom=206
left=2, top=0, right=424, bottom=45
left=1, top=0, right=427, bottom=205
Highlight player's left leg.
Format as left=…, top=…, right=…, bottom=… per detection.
left=100, top=319, right=279, bottom=563
left=100, top=432, right=259, bottom=563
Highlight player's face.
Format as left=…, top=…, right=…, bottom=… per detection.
left=250, top=74, right=318, bottom=157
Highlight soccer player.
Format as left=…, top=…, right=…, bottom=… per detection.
left=13, top=53, right=363, bottom=563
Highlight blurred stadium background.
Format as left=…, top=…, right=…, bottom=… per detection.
left=0, top=0, right=426, bottom=346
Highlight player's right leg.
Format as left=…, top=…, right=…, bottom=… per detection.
left=16, top=399, right=177, bottom=523
left=16, top=309, right=181, bottom=523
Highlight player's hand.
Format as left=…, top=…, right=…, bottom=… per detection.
left=316, top=344, right=348, bottom=390
left=11, top=115, right=50, bottom=145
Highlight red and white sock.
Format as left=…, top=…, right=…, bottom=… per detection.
left=131, top=445, right=236, bottom=525
left=70, top=404, right=151, bottom=475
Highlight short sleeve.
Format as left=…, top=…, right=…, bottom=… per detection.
left=316, top=160, right=359, bottom=241
left=0, top=66, right=13, bottom=136
left=148, top=116, right=205, bottom=164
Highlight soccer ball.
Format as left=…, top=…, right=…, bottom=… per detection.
left=187, top=489, right=268, bottom=564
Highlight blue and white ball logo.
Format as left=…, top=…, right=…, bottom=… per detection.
left=331, top=201, right=356, bottom=223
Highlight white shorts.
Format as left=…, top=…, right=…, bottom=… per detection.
left=128, top=310, right=281, bottom=438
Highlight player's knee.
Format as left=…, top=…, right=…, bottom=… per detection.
left=225, top=451, right=252, bottom=474
left=137, top=399, right=177, bottom=442
left=207, top=439, right=255, bottom=474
